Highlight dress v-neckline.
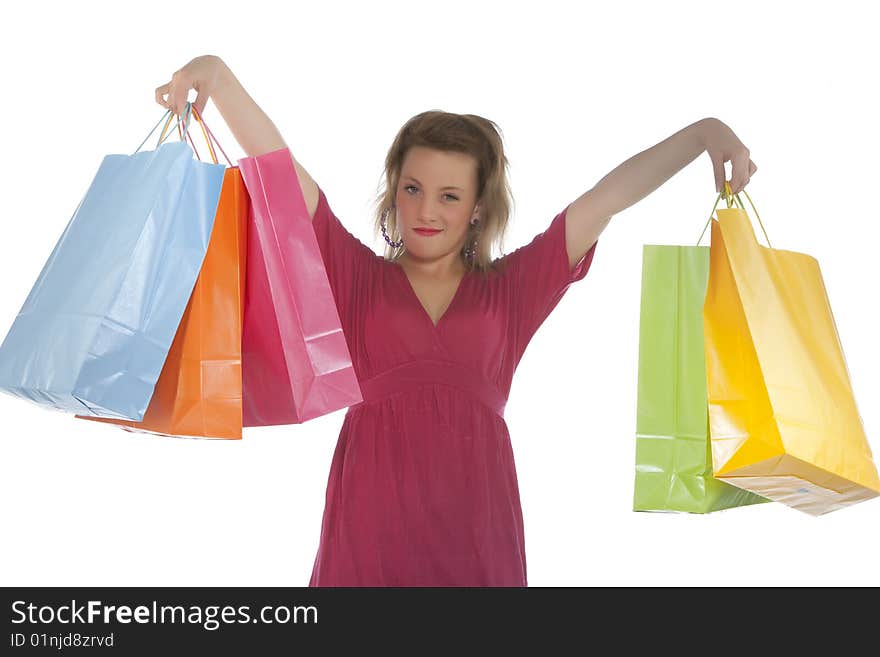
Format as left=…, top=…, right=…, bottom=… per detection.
left=394, top=263, right=469, bottom=330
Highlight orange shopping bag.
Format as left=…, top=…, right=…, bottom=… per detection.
left=77, top=105, right=248, bottom=439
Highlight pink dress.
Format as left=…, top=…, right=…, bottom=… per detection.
left=308, top=186, right=598, bottom=586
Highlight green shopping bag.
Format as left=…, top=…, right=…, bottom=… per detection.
left=633, top=245, right=768, bottom=513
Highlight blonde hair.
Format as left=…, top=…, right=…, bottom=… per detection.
left=371, top=110, right=515, bottom=275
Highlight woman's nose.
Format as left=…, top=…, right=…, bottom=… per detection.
left=415, top=199, right=442, bottom=222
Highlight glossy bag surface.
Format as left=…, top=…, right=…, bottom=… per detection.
left=634, top=244, right=768, bottom=512
left=237, top=147, right=362, bottom=425
left=0, top=138, right=225, bottom=421
left=704, top=201, right=880, bottom=515
left=76, top=168, right=248, bottom=438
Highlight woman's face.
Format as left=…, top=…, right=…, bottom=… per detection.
left=395, top=146, right=479, bottom=267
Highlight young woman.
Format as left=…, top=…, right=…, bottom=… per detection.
left=157, top=55, right=757, bottom=587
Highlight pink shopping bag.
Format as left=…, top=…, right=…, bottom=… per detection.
left=237, top=147, right=362, bottom=425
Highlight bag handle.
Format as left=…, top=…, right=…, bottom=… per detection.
left=190, top=105, right=233, bottom=166
left=160, top=104, right=214, bottom=163
left=696, top=180, right=772, bottom=248
left=133, top=106, right=191, bottom=153
left=175, top=104, right=233, bottom=166
left=132, top=103, right=233, bottom=167
left=172, top=104, right=213, bottom=163
left=157, top=103, right=220, bottom=165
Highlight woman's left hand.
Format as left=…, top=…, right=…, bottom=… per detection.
left=700, top=117, right=758, bottom=195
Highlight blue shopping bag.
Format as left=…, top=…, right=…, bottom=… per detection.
left=0, top=103, right=225, bottom=421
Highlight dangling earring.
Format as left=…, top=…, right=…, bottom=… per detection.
left=464, top=216, right=480, bottom=260
left=380, top=205, right=404, bottom=248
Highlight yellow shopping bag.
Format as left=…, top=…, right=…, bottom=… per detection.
left=701, top=182, right=880, bottom=515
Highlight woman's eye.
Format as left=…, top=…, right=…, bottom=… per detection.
left=403, top=185, right=457, bottom=201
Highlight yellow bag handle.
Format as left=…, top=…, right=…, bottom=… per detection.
left=157, top=103, right=221, bottom=164
left=696, top=181, right=772, bottom=248
left=134, top=103, right=230, bottom=167
left=159, top=102, right=219, bottom=164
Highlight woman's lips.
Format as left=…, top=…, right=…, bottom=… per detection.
left=414, top=228, right=442, bottom=236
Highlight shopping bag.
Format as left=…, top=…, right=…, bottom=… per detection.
left=703, top=182, right=880, bottom=515
left=0, top=104, right=225, bottom=421
left=633, top=244, right=768, bottom=512
left=77, top=106, right=248, bottom=439
left=237, top=146, right=362, bottom=425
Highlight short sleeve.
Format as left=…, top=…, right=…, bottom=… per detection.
left=499, top=204, right=598, bottom=359
left=310, top=186, right=379, bottom=324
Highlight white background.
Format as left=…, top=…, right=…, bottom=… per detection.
left=1, top=0, right=878, bottom=587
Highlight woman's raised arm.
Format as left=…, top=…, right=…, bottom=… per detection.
left=156, top=54, right=320, bottom=219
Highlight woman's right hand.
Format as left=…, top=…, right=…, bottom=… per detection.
left=155, top=55, right=226, bottom=119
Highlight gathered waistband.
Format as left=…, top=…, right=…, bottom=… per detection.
left=351, top=359, right=507, bottom=419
